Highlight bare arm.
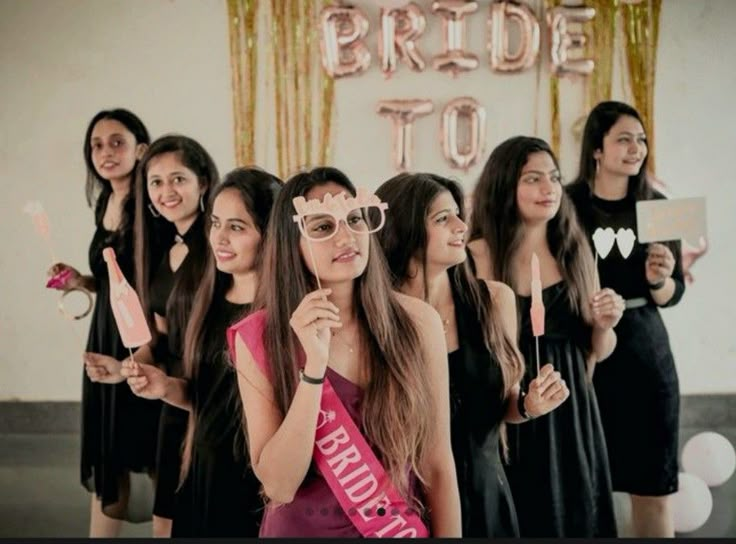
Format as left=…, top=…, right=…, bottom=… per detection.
left=121, top=361, right=192, bottom=411
left=161, top=377, right=191, bottom=411
left=486, top=280, right=528, bottom=424
left=234, top=334, right=323, bottom=504
left=591, top=326, right=617, bottom=362
left=400, top=296, right=461, bottom=537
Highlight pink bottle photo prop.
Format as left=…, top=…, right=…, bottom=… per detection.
left=102, top=247, right=151, bottom=348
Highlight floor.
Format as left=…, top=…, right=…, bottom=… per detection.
left=0, top=427, right=734, bottom=538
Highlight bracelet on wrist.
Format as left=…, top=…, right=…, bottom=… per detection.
left=648, top=278, right=667, bottom=290
left=299, top=368, right=325, bottom=385
left=517, top=388, right=535, bottom=420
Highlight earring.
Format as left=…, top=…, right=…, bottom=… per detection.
left=595, top=158, right=600, bottom=175
left=147, top=203, right=161, bottom=218
left=199, top=194, right=205, bottom=212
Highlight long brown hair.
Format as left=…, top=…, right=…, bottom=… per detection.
left=469, top=136, right=596, bottom=324
left=255, top=167, right=434, bottom=503
left=375, top=172, right=524, bottom=401
left=179, top=167, right=283, bottom=485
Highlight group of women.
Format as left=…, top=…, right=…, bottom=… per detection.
left=48, top=100, right=685, bottom=538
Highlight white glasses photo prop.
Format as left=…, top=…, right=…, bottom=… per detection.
left=292, top=188, right=389, bottom=294
left=292, top=189, right=388, bottom=242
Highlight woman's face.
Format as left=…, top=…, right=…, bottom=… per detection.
left=209, top=188, right=262, bottom=275
left=89, top=119, right=144, bottom=182
left=596, top=114, right=648, bottom=178
left=146, top=152, right=202, bottom=226
left=516, top=151, right=562, bottom=225
left=297, top=182, right=370, bottom=285
left=423, top=190, right=468, bottom=271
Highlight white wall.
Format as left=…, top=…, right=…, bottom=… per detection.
left=1, top=0, right=733, bottom=400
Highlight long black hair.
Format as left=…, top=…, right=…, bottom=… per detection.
left=375, top=172, right=524, bottom=400
left=470, top=136, right=597, bottom=323
left=570, top=100, right=653, bottom=201
left=83, top=108, right=150, bottom=254
left=179, top=167, right=283, bottom=483
left=133, top=135, right=219, bottom=357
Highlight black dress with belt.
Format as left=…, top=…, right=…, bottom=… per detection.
left=567, top=182, right=685, bottom=496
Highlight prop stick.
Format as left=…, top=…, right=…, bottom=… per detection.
left=530, top=252, right=545, bottom=376
left=23, top=201, right=57, bottom=263
left=25, top=201, right=89, bottom=344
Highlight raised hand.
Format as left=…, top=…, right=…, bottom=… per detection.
left=289, top=289, right=342, bottom=374
left=645, top=243, right=675, bottom=285
left=84, top=352, right=124, bottom=384
left=121, top=359, right=170, bottom=400
left=524, top=363, right=569, bottom=418
left=47, top=263, right=82, bottom=291
left=591, top=288, right=625, bottom=330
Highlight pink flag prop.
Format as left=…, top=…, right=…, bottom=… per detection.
left=530, top=252, right=545, bottom=375
left=23, top=200, right=56, bottom=262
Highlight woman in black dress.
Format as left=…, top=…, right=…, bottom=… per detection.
left=375, top=172, right=569, bottom=537
left=122, top=167, right=282, bottom=536
left=567, top=101, right=685, bottom=537
left=131, top=135, right=218, bottom=537
left=47, top=109, right=159, bottom=536
left=468, top=136, right=624, bottom=537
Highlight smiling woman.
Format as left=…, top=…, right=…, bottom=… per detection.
left=567, top=101, right=686, bottom=538
left=43, top=109, right=157, bottom=537
left=130, top=134, right=219, bottom=537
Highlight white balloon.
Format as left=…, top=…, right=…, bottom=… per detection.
left=672, top=472, right=713, bottom=533
left=682, top=432, right=736, bottom=487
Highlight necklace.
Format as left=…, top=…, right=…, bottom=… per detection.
left=332, top=328, right=356, bottom=354
left=433, top=306, right=453, bottom=335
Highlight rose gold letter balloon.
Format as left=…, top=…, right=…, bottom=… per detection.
left=440, top=97, right=486, bottom=171
left=319, top=4, right=371, bottom=78
left=547, top=5, right=596, bottom=77
left=488, top=1, right=541, bottom=73
left=379, top=2, right=427, bottom=78
left=431, top=0, right=479, bottom=77
left=377, top=99, right=434, bottom=171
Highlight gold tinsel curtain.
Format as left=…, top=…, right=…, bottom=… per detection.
left=621, top=0, right=662, bottom=172
left=227, top=0, right=258, bottom=165
left=544, top=0, right=561, bottom=158
left=227, top=0, right=335, bottom=178
left=586, top=0, right=618, bottom=110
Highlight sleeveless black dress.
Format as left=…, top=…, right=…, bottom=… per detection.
left=80, top=219, right=161, bottom=522
left=448, top=274, right=519, bottom=537
left=149, top=248, right=189, bottom=519
left=171, top=299, right=263, bottom=536
left=567, top=183, right=685, bottom=495
left=507, top=282, right=617, bottom=537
